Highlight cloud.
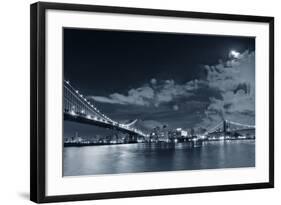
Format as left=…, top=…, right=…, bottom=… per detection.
left=88, top=50, right=255, bottom=130
left=89, top=79, right=199, bottom=107
left=90, top=86, right=154, bottom=106
left=199, top=50, right=255, bottom=128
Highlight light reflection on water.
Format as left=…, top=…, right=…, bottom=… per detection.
left=63, top=140, right=255, bottom=176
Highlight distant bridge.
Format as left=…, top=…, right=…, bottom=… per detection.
left=64, top=80, right=148, bottom=138
left=204, top=119, right=255, bottom=137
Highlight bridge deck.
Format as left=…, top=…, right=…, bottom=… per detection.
left=64, top=113, right=145, bottom=137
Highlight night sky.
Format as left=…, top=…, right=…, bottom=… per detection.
left=64, top=28, right=255, bottom=137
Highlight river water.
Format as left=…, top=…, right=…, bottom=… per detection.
left=63, top=140, right=255, bottom=176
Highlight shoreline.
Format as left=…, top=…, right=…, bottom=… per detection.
left=64, top=138, right=255, bottom=147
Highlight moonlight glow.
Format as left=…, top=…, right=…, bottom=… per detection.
left=229, top=50, right=240, bottom=58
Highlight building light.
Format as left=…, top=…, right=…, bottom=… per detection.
left=181, top=130, right=188, bottom=137
left=70, top=110, right=76, bottom=116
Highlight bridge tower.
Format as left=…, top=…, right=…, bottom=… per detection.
left=223, top=120, right=230, bottom=134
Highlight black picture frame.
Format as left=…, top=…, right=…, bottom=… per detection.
left=30, top=2, right=274, bottom=203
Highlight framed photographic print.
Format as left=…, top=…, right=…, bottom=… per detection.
left=30, top=2, right=274, bottom=203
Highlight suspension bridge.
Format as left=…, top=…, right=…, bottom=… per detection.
left=203, top=119, right=255, bottom=138
left=63, top=80, right=148, bottom=138
left=64, top=80, right=255, bottom=142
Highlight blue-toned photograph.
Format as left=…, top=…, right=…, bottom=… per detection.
left=63, top=28, right=255, bottom=176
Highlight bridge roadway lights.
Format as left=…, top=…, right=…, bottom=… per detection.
left=64, top=81, right=147, bottom=137
left=64, top=112, right=146, bottom=137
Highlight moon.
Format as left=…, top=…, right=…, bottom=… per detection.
left=229, top=50, right=240, bottom=58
